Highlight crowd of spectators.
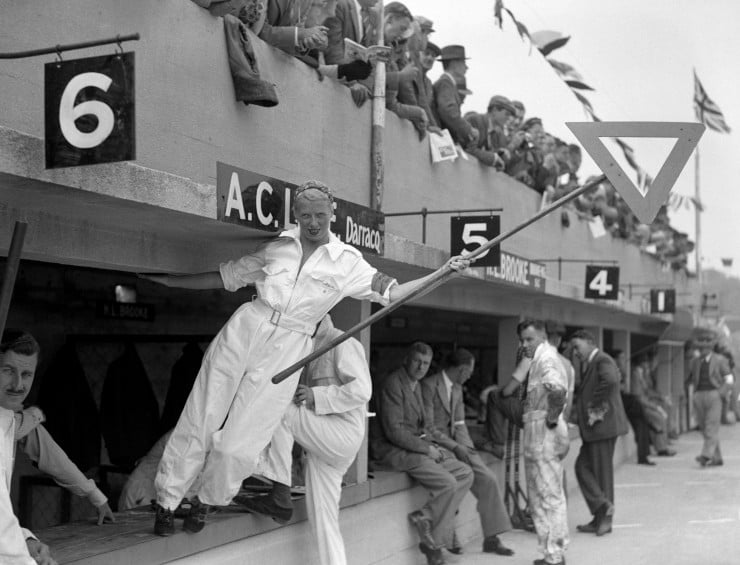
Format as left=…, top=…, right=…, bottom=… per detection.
left=192, top=0, right=693, bottom=273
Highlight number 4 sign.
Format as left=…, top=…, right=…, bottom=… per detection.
left=45, top=53, right=135, bottom=169
left=585, top=265, right=620, bottom=300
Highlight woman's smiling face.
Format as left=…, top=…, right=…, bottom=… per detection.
left=293, top=191, right=333, bottom=244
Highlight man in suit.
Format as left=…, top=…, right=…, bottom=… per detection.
left=433, top=45, right=478, bottom=147
left=687, top=333, right=733, bottom=467
left=570, top=330, right=628, bottom=537
left=421, top=349, right=514, bottom=558
left=325, top=0, right=377, bottom=64
left=465, top=95, right=519, bottom=169
left=372, top=342, right=473, bottom=565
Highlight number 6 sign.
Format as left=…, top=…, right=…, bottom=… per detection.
left=450, top=216, right=501, bottom=267
left=584, top=265, right=620, bottom=300
left=45, top=53, right=135, bottom=168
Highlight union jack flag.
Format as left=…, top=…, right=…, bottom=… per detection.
left=694, top=71, right=731, bottom=133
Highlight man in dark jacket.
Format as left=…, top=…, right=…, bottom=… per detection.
left=371, top=342, right=473, bottom=565
left=421, top=349, right=513, bottom=558
left=432, top=45, right=477, bottom=147
left=570, top=330, right=628, bottom=537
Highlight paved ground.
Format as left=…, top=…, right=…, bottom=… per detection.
left=406, top=423, right=740, bottom=565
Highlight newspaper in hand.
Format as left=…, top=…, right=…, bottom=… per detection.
left=344, top=38, right=392, bottom=63
left=429, top=129, right=458, bottom=163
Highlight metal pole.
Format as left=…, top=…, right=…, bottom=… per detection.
left=369, top=0, right=385, bottom=211
left=0, top=34, right=140, bottom=59
left=0, top=222, right=28, bottom=338
left=694, top=146, right=701, bottom=287
left=558, top=257, right=562, bottom=281
left=272, top=174, right=606, bottom=384
left=421, top=207, right=428, bottom=244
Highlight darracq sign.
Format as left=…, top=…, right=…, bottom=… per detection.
left=216, top=162, right=385, bottom=255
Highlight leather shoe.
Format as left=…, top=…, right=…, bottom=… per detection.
left=234, top=494, right=293, bottom=524
left=596, top=514, right=612, bottom=536
left=707, top=458, right=724, bottom=467
left=482, top=535, right=514, bottom=556
left=596, top=502, right=614, bottom=536
left=576, top=518, right=597, bottom=533
left=419, top=542, right=446, bottom=565
left=637, top=458, right=656, bottom=466
left=408, top=510, right=438, bottom=550
left=695, top=455, right=710, bottom=467
left=656, top=449, right=676, bottom=457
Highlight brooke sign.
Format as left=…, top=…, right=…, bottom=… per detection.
left=216, top=162, right=385, bottom=255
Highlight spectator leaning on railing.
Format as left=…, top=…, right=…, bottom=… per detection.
left=433, top=45, right=479, bottom=149
left=465, top=95, right=519, bottom=170
left=397, top=31, right=441, bottom=131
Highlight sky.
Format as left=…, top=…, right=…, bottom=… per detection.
left=402, top=0, right=740, bottom=279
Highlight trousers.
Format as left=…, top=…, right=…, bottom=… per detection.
left=575, top=437, right=616, bottom=516
left=467, top=452, right=511, bottom=536
left=694, top=389, right=722, bottom=460
left=405, top=452, right=474, bottom=547
left=155, top=303, right=310, bottom=509
left=258, top=403, right=365, bottom=565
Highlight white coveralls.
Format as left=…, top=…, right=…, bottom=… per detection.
left=0, top=407, right=35, bottom=565
left=522, top=343, right=570, bottom=565
left=256, top=316, right=371, bottom=565
left=155, top=228, right=394, bottom=509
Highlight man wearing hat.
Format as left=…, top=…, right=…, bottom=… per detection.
left=378, top=2, right=431, bottom=138
left=687, top=331, right=733, bottom=467
left=464, top=95, right=517, bottom=169
left=468, top=95, right=519, bottom=163
left=433, top=45, right=479, bottom=147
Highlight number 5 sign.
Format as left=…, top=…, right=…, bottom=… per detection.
left=584, top=265, right=620, bottom=300
left=45, top=53, right=135, bottom=168
left=450, top=216, right=501, bottom=267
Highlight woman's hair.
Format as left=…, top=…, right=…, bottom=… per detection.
left=293, top=180, right=334, bottom=206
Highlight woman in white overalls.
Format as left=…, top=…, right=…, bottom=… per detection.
left=143, top=181, right=469, bottom=535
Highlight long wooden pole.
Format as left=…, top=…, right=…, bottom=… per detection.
left=0, top=222, right=28, bottom=338
left=272, top=174, right=606, bottom=384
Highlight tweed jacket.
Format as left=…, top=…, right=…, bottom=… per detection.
left=371, top=365, right=434, bottom=470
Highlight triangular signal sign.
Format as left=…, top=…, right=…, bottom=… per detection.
left=566, top=122, right=705, bottom=223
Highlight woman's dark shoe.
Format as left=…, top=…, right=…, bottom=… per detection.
left=153, top=504, right=175, bottom=537
left=183, top=497, right=211, bottom=533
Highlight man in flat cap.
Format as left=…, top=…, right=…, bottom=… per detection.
left=432, top=45, right=479, bottom=148
left=687, top=331, right=733, bottom=467
left=465, top=95, right=519, bottom=169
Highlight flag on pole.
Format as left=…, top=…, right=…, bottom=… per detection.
left=694, top=71, right=731, bottom=133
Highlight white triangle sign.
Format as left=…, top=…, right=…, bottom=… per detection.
left=566, top=122, right=705, bottom=223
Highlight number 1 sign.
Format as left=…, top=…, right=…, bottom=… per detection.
left=584, top=265, right=620, bottom=300
left=45, top=53, right=135, bottom=168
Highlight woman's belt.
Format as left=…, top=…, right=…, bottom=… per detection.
left=252, top=299, right=317, bottom=336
